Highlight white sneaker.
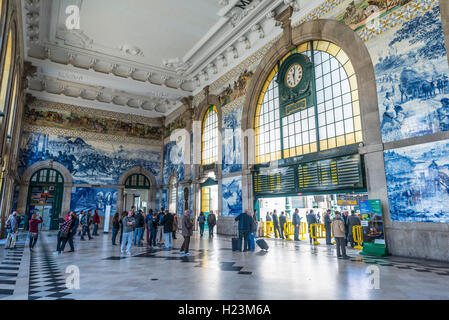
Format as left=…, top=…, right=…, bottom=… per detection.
left=126, top=252, right=131, bottom=255
left=180, top=251, right=185, bottom=254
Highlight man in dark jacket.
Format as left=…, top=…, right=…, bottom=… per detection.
left=133, top=210, right=145, bottom=246
left=324, top=209, right=333, bottom=245
left=161, top=210, right=174, bottom=249
left=347, top=210, right=361, bottom=248
left=80, top=210, right=93, bottom=240
left=306, top=210, right=317, bottom=244
left=235, top=211, right=251, bottom=251
left=147, top=211, right=159, bottom=248
left=342, top=211, right=349, bottom=246
left=157, top=209, right=165, bottom=246
left=292, top=209, right=302, bottom=241
left=272, top=210, right=281, bottom=239
left=207, top=210, right=217, bottom=238
left=279, top=212, right=287, bottom=239
left=181, top=210, right=193, bottom=256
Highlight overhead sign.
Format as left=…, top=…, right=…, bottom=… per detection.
left=359, top=199, right=382, bottom=215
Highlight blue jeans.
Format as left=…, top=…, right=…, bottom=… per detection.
left=111, top=228, right=119, bottom=245
left=149, top=229, right=157, bottom=246
left=199, top=223, right=205, bottom=236
left=121, top=232, right=133, bottom=253
left=249, top=232, right=255, bottom=251
left=133, top=227, right=143, bottom=245
left=164, top=232, right=173, bottom=248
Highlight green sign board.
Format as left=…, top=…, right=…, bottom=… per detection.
left=359, top=199, right=382, bottom=215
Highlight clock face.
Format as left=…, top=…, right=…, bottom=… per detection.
left=285, top=63, right=303, bottom=88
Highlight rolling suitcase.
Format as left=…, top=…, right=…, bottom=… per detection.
left=256, top=238, right=269, bottom=251
left=232, top=237, right=241, bottom=251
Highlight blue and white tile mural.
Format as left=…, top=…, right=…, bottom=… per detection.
left=177, top=187, right=184, bottom=215
left=163, top=141, right=185, bottom=185
left=384, top=140, right=449, bottom=223
left=161, top=189, right=168, bottom=211
left=70, top=187, right=117, bottom=216
left=222, top=105, right=242, bottom=175
left=155, top=189, right=160, bottom=212
left=19, top=133, right=161, bottom=185
left=222, top=176, right=242, bottom=216
left=367, top=5, right=449, bottom=143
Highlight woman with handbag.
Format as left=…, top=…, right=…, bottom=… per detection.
left=28, top=214, right=43, bottom=251
left=55, top=214, right=73, bottom=255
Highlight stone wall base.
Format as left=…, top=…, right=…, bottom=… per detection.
left=217, top=216, right=238, bottom=236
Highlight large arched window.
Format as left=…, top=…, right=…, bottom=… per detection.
left=255, top=40, right=362, bottom=164
left=168, top=175, right=177, bottom=214
left=201, top=105, right=218, bottom=165
left=0, top=28, right=13, bottom=118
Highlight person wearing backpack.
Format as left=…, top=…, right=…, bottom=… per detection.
left=197, top=212, right=206, bottom=237
left=207, top=210, right=217, bottom=238
left=147, top=211, right=159, bottom=248
left=54, top=213, right=73, bottom=255
left=133, top=209, right=145, bottom=246
left=5, top=212, right=18, bottom=249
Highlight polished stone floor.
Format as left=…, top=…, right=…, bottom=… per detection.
left=1, top=230, right=449, bottom=300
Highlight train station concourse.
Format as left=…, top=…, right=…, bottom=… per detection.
left=0, top=0, right=449, bottom=303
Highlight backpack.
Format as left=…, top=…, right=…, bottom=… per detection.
left=198, top=215, right=205, bottom=224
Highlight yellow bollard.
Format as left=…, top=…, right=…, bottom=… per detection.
left=299, top=222, right=307, bottom=240
left=353, top=225, right=363, bottom=250
left=310, top=223, right=326, bottom=245
left=263, top=221, right=274, bottom=238
left=284, top=221, right=293, bottom=241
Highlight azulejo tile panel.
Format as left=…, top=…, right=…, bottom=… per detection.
left=19, top=132, right=162, bottom=185
left=384, top=140, right=449, bottom=223
left=70, top=187, right=117, bottom=217
left=163, top=141, right=185, bottom=185
left=222, top=176, right=243, bottom=217
left=222, top=103, right=243, bottom=175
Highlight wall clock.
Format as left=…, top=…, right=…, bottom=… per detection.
left=285, top=63, right=303, bottom=88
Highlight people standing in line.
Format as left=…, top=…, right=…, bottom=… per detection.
left=347, top=210, right=361, bottom=248
left=331, top=212, right=350, bottom=259
left=111, top=212, right=120, bottom=246
left=65, top=211, right=78, bottom=252
left=133, top=209, right=145, bottom=246
left=292, top=208, right=302, bottom=241
left=249, top=211, right=258, bottom=251
left=180, top=210, right=193, bottom=256
left=235, top=210, right=251, bottom=252
left=121, top=210, right=135, bottom=255
left=342, top=211, right=350, bottom=246
left=55, top=213, right=73, bottom=255
left=119, top=211, right=126, bottom=244
left=80, top=210, right=93, bottom=240
left=162, top=210, right=174, bottom=249
left=207, top=210, right=217, bottom=238
left=148, top=211, right=159, bottom=248
left=5, top=212, right=18, bottom=249
left=28, top=213, right=43, bottom=251
left=172, top=213, right=178, bottom=240
left=272, top=210, right=280, bottom=239
left=324, top=209, right=333, bottom=245
left=197, top=212, right=206, bottom=237
left=279, top=212, right=287, bottom=240
left=306, top=209, right=317, bottom=244
left=157, top=208, right=165, bottom=246
left=92, top=210, right=100, bottom=236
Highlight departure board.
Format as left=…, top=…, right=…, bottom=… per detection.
left=253, top=167, right=296, bottom=194
left=254, top=154, right=364, bottom=196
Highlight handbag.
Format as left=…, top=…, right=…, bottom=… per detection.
left=60, top=231, right=69, bottom=239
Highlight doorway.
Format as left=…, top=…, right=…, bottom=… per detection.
left=124, top=174, right=151, bottom=214
left=26, top=168, right=64, bottom=231
left=201, top=178, right=218, bottom=231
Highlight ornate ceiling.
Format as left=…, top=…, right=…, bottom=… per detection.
left=22, top=0, right=318, bottom=118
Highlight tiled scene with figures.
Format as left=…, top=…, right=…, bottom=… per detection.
left=1, top=0, right=449, bottom=302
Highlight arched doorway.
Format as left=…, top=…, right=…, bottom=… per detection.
left=124, top=173, right=151, bottom=214
left=26, top=168, right=64, bottom=230
left=201, top=177, right=218, bottom=231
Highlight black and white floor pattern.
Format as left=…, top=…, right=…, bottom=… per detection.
left=28, top=241, right=74, bottom=300
left=0, top=234, right=26, bottom=299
